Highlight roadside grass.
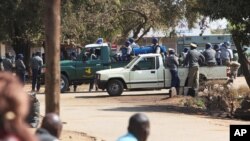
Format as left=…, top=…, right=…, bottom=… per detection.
left=180, top=80, right=250, bottom=119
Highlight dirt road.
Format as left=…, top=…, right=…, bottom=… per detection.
left=35, top=83, right=249, bottom=141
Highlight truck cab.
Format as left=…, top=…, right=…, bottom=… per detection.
left=60, top=43, right=112, bottom=92
left=55, top=43, right=132, bottom=92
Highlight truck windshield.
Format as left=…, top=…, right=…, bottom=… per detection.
left=124, top=56, right=140, bottom=69
left=82, top=48, right=101, bottom=61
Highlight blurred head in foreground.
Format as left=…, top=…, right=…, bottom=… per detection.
left=128, top=113, right=150, bottom=141
left=0, top=72, right=37, bottom=141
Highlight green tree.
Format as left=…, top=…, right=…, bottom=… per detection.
left=61, top=0, right=199, bottom=44
left=0, top=0, right=44, bottom=65
left=191, top=0, right=250, bottom=87
left=61, top=0, right=121, bottom=44
left=0, top=0, right=200, bottom=58
left=117, top=0, right=199, bottom=42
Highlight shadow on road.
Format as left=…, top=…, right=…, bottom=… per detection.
left=101, top=104, right=207, bottom=115
left=75, top=93, right=167, bottom=99
left=101, top=104, right=240, bottom=120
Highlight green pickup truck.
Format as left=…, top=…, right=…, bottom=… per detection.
left=43, top=43, right=129, bottom=92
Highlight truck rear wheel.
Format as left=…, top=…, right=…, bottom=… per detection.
left=61, top=74, right=69, bottom=93
left=107, top=79, right=124, bottom=96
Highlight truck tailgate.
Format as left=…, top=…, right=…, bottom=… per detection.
left=200, top=66, right=227, bottom=80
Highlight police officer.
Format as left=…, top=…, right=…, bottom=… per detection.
left=31, top=52, right=43, bottom=92
left=184, top=43, right=205, bottom=94
left=96, top=38, right=103, bottom=44
left=203, top=43, right=216, bottom=66
left=220, top=42, right=232, bottom=66
left=2, top=52, right=13, bottom=72
left=179, top=47, right=189, bottom=66
left=166, top=49, right=180, bottom=95
left=152, top=37, right=161, bottom=54
left=15, top=54, right=26, bottom=84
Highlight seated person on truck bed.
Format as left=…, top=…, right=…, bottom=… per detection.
left=119, top=41, right=132, bottom=62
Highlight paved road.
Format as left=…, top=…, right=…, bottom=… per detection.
left=36, top=87, right=249, bottom=141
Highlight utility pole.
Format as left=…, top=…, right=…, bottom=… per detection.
left=44, top=0, right=61, bottom=114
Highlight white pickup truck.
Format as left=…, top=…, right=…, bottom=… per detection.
left=95, top=54, right=227, bottom=96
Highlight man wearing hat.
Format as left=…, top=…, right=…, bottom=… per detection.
left=179, top=47, right=189, bottom=66
left=2, top=52, right=13, bottom=72
left=152, top=37, right=161, bottom=54
left=184, top=43, right=205, bottom=92
left=96, top=38, right=104, bottom=44
left=15, top=53, right=26, bottom=84
left=31, top=52, right=43, bottom=92
left=203, top=42, right=216, bottom=66
left=220, top=41, right=233, bottom=65
left=120, top=40, right=132, bottom=61
left=166, top=49, right=180, bottom=95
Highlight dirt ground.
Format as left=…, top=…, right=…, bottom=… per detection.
left=26, top=77, right=249, bottom=141
left=60, top=130, right=97, bottom=141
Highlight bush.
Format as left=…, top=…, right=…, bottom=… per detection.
left=181, top=80, right=250, bottom=119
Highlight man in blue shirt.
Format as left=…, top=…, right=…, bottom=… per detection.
left=117, top=113, right=150, bottom=141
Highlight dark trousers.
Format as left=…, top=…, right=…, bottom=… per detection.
left=32, top=69, right=41, bottom=91
left=89, top=79, right=94, bottom=91
left=216, top=58, right=221, bottom=65
left=16, top=70, right=25, bottom=84
left=170, top=69, right=180, bottom=88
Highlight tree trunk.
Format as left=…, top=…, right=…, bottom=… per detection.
left=232, top=33, right=250, bottom=88
left=44, top=0, right=61, bottom=114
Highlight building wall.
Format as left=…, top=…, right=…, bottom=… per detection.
left=0, top=43, right=6, bottom=57
left=0, top=42, right=44, bottom=58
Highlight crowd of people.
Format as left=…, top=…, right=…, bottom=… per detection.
left=0, top=51, right=43, bottom=92
left=113, top=38, right=245, bottom=96
left=116, top=37, right=166, bottom=62
left=165, top=41, right=246, bottom=96
left=0, top=38, right=249, bottom=141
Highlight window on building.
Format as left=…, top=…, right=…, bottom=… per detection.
left=185, top=37, right=192, bottom=40
left=217, top=36, right=224, bottom=40
left=203, top=37, right=209, bottom=40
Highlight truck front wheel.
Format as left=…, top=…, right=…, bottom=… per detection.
left=61, top=74, right=69, bottom=93
left=107, top=79, right=124, bottom=96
